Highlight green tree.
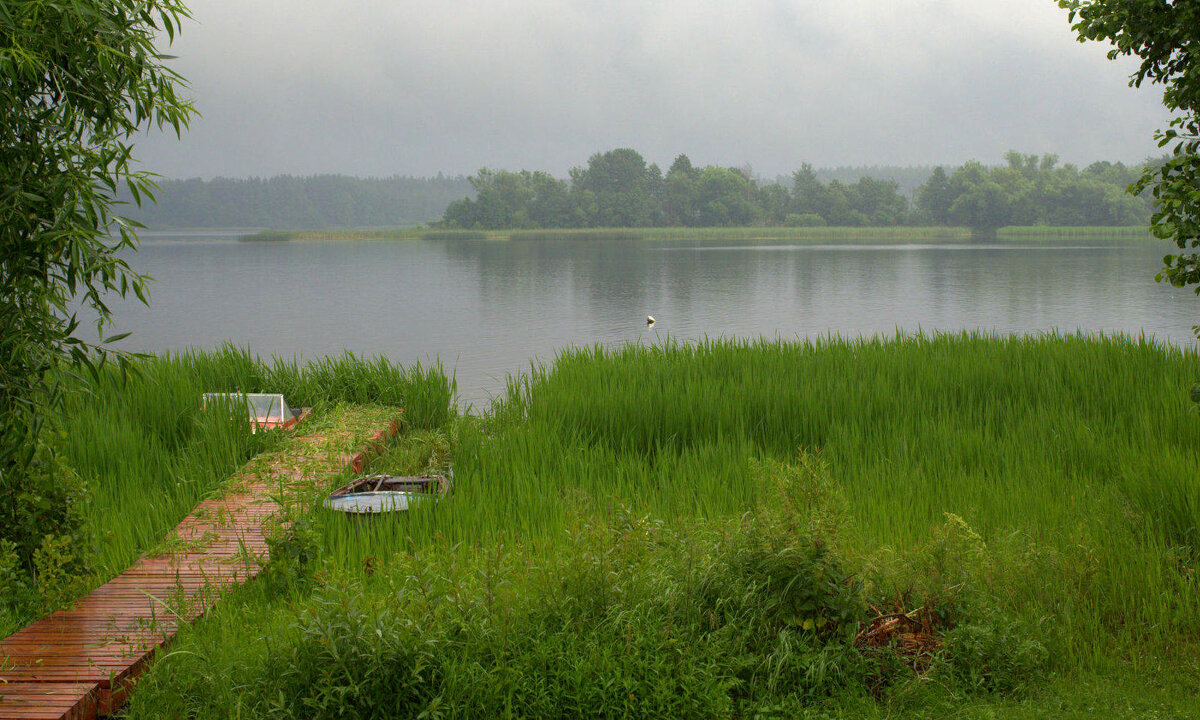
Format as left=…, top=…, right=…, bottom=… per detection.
left=945, top=160, right=1019, bottom=236
left=694, top=167, right=757, bottom=226
left=790, top=163, right=824, bottom=221
left=570, top=148, right=657, bottom=227
left=1061, top=0, right=1200, bottom=329
left=853, top=176, right=908, bottom=225
left=918, top=166, right=955, bottom=224
left=1, top=0, right=194, bottom=570
left=755, top=182, right=792, bottom=226
left=815, top=180, right=864, bottom=226
left=664, top=154, right=700, bottom=226
left=645, top=163, right=666, bottom=226
left=527, top=171, right=575, bottom=228
left=444, top=169, right=536, bottom=229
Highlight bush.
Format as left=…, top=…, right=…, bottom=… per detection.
left=784, top=213, right=827, bottom=227
left=0, top=439, right=89, bottom=571
left=258, top=587, right=444, bottom=719
left=942, top=620, right=1049, bottom=694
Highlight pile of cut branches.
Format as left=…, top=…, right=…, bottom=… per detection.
left=855, top=601, right=941, bottom=675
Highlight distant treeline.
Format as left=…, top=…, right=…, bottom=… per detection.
left=440, top=149, right=1156, bottom=231
left=803, top=165, right=937, bottom=199
left=123, top=174, right=473, bottom=229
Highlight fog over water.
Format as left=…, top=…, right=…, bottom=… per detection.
left=135, top=0, right=1171, bottom=180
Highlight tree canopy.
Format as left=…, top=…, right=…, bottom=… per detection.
left=441, top=148, right=1155, bottom=232
left=1061, top=0, right=1200, bottom=307
left=1, top=0, right=194, bottom=568
left=121, top=175, right=473, bottom=229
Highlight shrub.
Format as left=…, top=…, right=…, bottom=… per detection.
left=257, top=587, right=444, bottom=719
left=942, top=620, right=1049, bottom=694
left=784, top=212, right=827, bottom=227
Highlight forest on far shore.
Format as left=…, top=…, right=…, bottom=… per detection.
left=122, top=151, right=1157, bottom=232
left=439, top=149, right=1157, bottom=232
left=123, top=174, right=473, bottom=229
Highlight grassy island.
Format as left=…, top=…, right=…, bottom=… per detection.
left=4, top=333, right=1198, bottom=718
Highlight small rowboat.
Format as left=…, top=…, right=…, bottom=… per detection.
left=323, top=472, right=451, bottom=515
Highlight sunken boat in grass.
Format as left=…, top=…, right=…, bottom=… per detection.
left=323, top=472, right=452, bottom=514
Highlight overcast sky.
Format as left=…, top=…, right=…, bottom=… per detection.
left=134, top=0, right=1173, bottom=180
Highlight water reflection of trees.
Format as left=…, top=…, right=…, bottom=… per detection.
left=442, top=237, right=780, bottom=335
left=437, top=238, right=1190, bottom=344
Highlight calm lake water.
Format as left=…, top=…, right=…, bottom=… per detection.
left=98, top=232, right=1199, bottom=408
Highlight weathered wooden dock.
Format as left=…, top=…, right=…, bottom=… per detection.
left=0, top=412, right=401, bottom=719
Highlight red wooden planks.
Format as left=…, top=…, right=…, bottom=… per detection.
left=0, top=414, right=401, bottom=719
left=0, top=683, right=99, bottom=720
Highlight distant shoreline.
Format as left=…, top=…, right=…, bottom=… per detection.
left=236, top=225, right=1156, bottom=243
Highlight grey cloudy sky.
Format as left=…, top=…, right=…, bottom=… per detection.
left=134, top=0, right=1173, bottom=179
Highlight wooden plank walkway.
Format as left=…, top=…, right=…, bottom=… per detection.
left=0, top=413, right=402, bottom=719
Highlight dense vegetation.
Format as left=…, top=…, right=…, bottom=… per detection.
left=0, top=348, right=453, bottom=637
left=121, top=174, right=473, bottom=229
left=110, top=156, right=1155, bottom=236
left=1, top=0, right=194, bottom=594
left=80, top=334, right=1200, bottom=718
left=439, top=149, right=1156, bottom=233
left=119, top=167, right=931, bottom=233
left=1062, top=0, right=1200, bottom=312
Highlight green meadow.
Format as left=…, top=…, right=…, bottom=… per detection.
left=4, top=333, right=1199, bottom=717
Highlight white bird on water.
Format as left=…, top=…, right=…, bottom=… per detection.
left=646, top=315, right=656, bottom=326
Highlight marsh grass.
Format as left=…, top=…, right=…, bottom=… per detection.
left=0, top=348, right=452, bottom=636
left=56, top=358, right=273, bottom=581
left=63, top=333, right=1200, bottom=716
left=126, top=455, right=923, bottom=718
left=997, top=225, right=1153, bottom=239
left=330, top=332, right=1200, bottom=663
left=60, top=346, right=450, bottom=576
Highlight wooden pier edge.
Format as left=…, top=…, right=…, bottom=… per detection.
left=349, top=417, right=403, bottom=473
left=0, top=410, right=403, bottom=720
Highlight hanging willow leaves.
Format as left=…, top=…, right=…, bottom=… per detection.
left=1, top=0, right=194, bottom=567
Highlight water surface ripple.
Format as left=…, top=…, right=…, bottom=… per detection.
left=97, top=234, right=1200, bottom=407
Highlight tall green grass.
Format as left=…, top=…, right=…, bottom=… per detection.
left=56, top=358, right=274, bottom=578
left=62, top=347, right=454, bottom=572
left=0, top=347, right=455, bottom=637
left=997, top=225, right=1153, bottom=239
left=492, top=332, right=1196, bottom=540
left=315, top=332, right=1200, bottom=664
left=175, top=345, right=455, bottom=429
left=333, top=332, right=1198, bottom=541
left=118, top=333, right=1200, bottom=716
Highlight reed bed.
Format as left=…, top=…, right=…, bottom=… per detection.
left=332, top=331, right=1199, bottom=543
left=0, top=347, right=453, bottom=636
left=242, top=228, right=427, bottom=242
left=67, top=346, right=453, bottom=569
left=997, top=225, right=1153, bottom=239
left=44, top=333, right=1200, bottom=716
left=312, top=332, right=1200, bottom=664
left=56, top=359, right=273, bottom=578
left=488, top=332, right=1197, bottom=544
left=172, top=345, right=455, bottom=429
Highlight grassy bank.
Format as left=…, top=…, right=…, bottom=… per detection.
left=0, top=347, right=454, bottom=637
left=240, top=225, right=1155, bottom=243
left=105, top=333, right=1200, bottom=718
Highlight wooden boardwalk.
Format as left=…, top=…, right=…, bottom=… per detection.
left=0, top=413, right=401, bottom=719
